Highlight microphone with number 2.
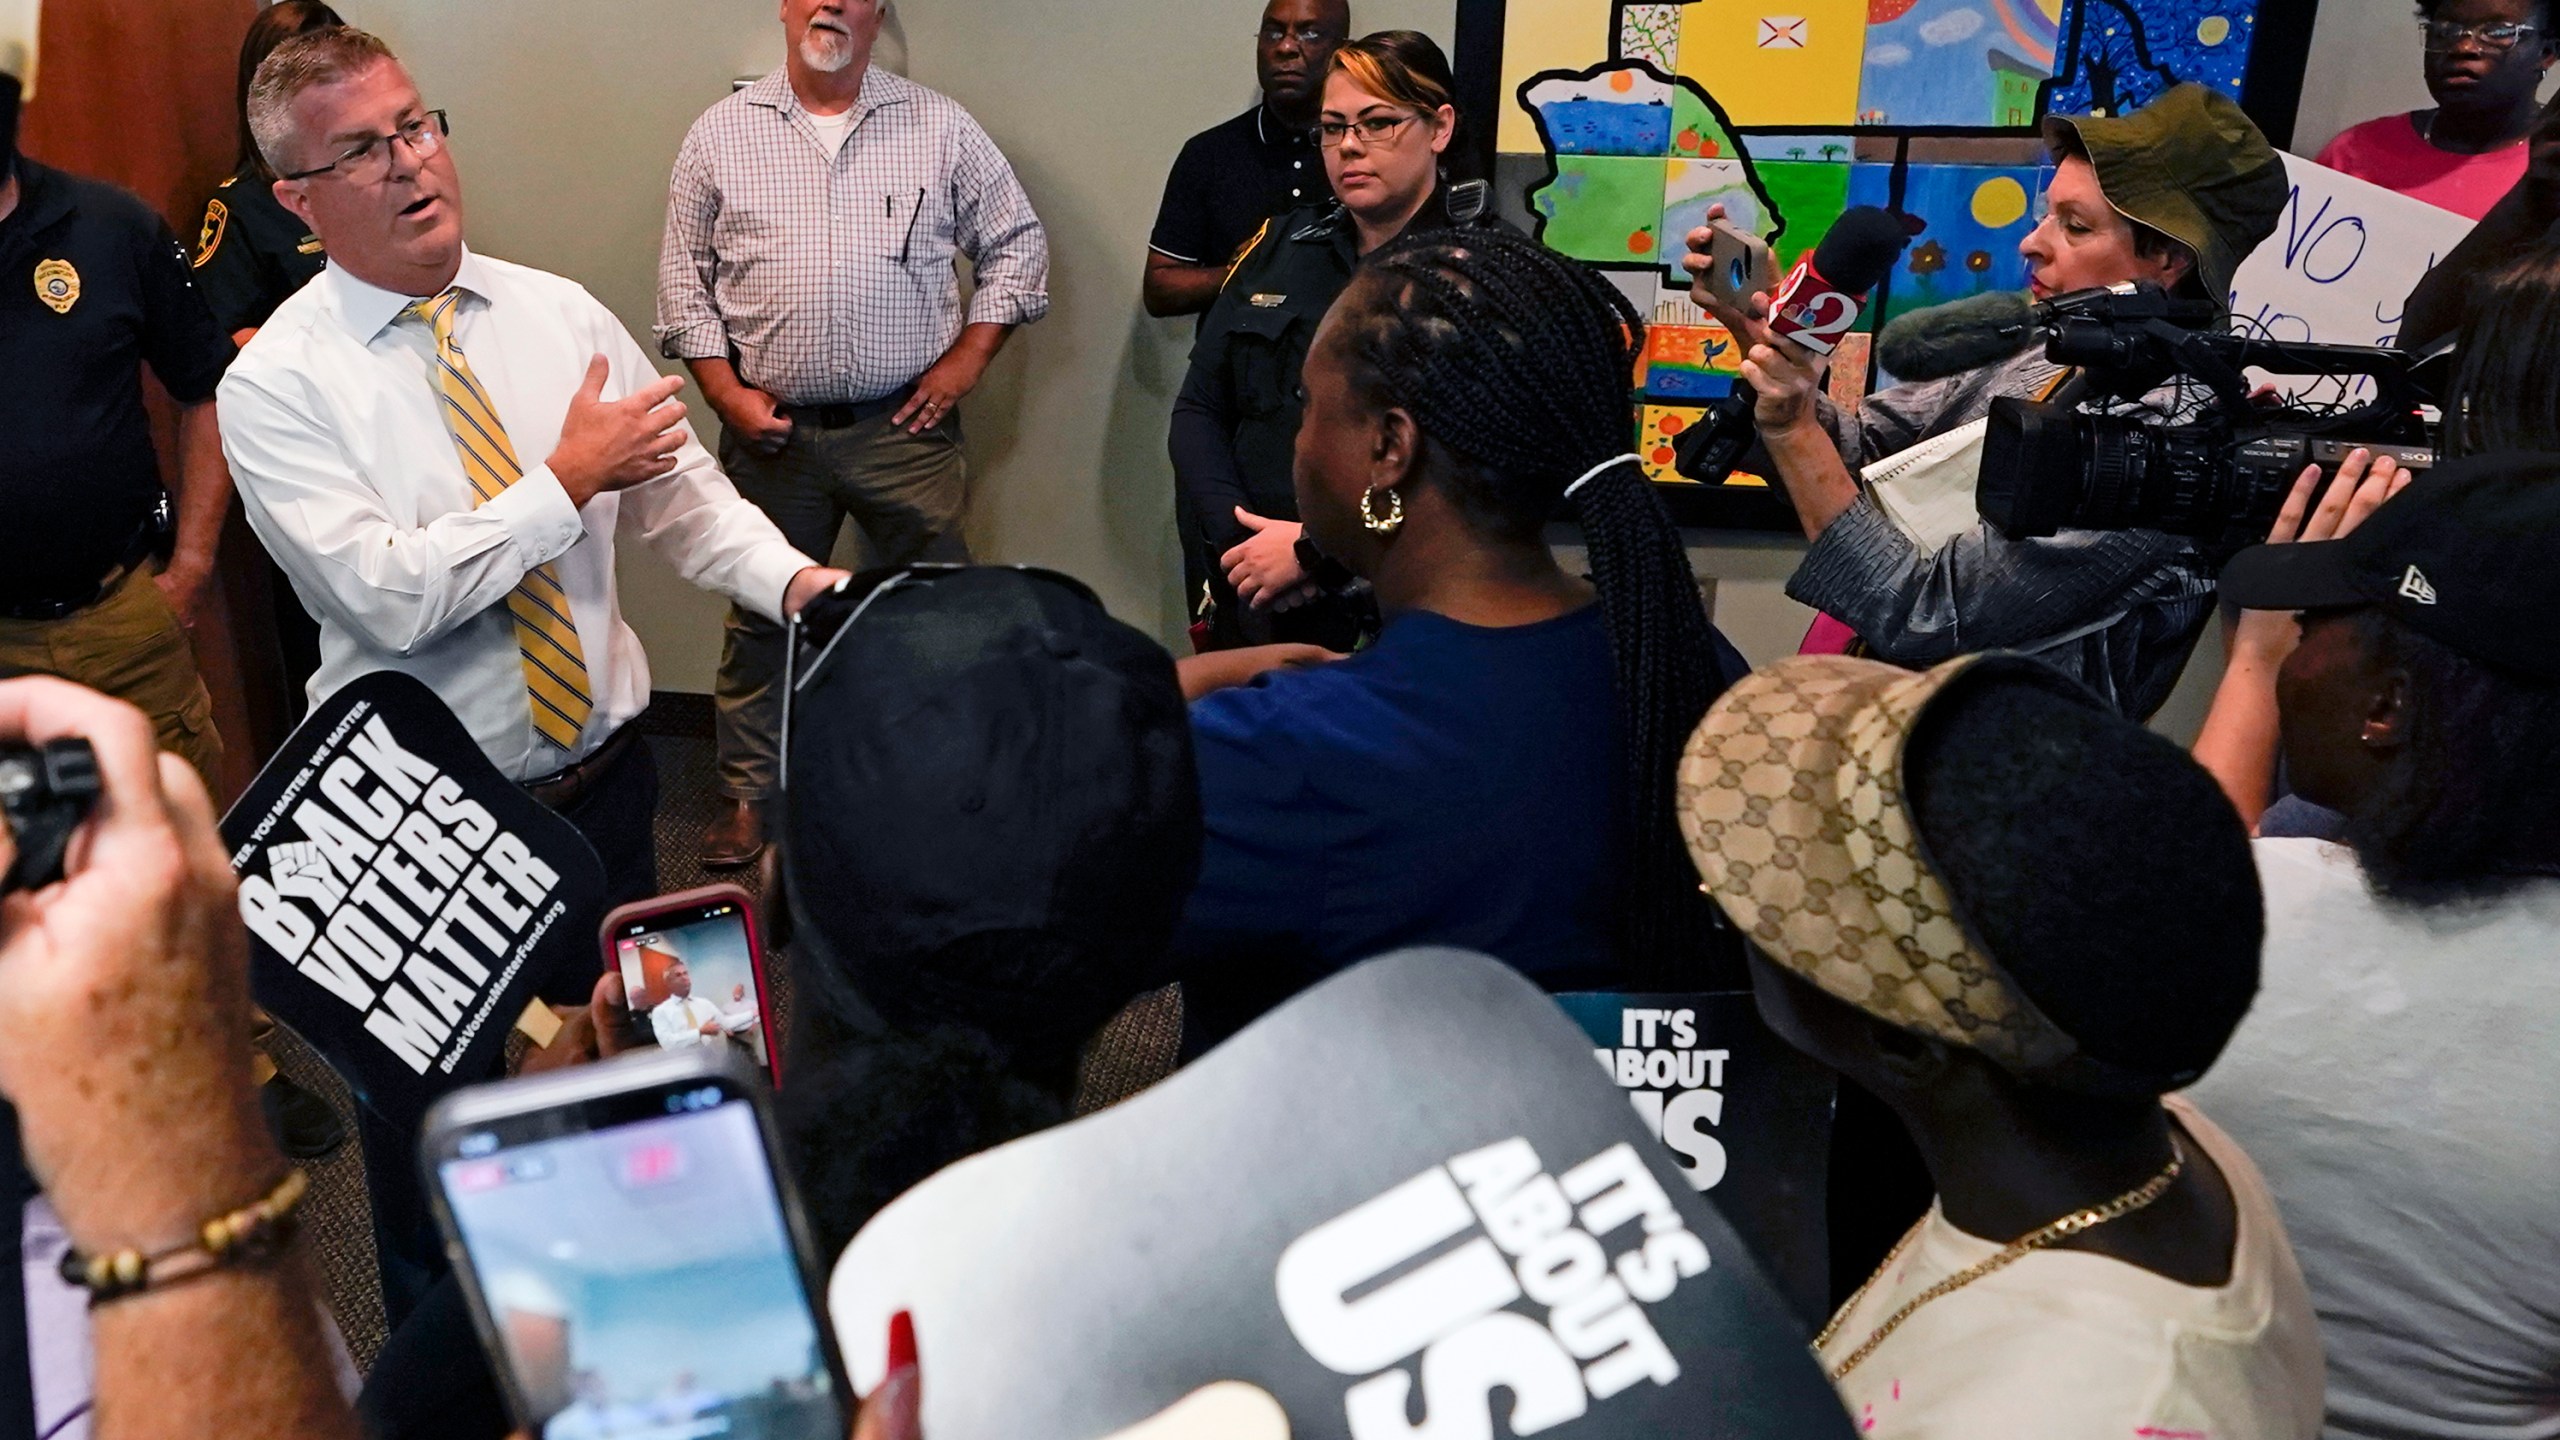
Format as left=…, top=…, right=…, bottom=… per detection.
left=1674, top=206, right=1915, bottom=487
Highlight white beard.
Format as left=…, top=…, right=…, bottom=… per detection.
left=799, top=27, right=856, bottom=73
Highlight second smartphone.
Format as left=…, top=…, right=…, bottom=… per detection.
left=601, top=884, right=780, bottom=1084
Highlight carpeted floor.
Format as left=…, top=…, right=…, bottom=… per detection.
left=276, top=694, right=1181, bottom=1371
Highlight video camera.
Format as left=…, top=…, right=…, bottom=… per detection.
left=1978, top=284, right=2441, bottom=554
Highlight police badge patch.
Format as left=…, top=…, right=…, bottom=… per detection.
left=34, top=259, right=79, bottom=315
left=194, top=199, right=230, bottom=269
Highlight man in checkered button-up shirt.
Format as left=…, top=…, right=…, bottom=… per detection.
left=655, top=0, right=1049, bottom=866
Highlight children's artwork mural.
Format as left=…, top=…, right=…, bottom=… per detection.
left=1478, top=0, right=2270, bottom=521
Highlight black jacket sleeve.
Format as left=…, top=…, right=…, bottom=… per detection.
left=1171, top=324, right=1256, bottom=560
left=1170, top=225, right=1288, bottom=560
left=191, top=191, right=279, bottom=336
left=135, top=213, right=236, bottom=403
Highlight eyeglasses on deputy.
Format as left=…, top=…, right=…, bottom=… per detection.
left=1317, top=113, right=1421, bottom=148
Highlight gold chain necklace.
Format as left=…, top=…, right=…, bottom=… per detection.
left=1815, top=1142, right=2185, bottom=1381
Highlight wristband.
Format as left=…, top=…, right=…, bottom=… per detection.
left=58, top=1168, right=309, bottom=1307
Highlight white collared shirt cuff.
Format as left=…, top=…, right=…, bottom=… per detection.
left=485, top=464, right=589, bottom=566
left=742, top=545, right=821, bottom=623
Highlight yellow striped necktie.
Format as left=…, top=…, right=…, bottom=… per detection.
left=402, top=290, right=595, bottom=752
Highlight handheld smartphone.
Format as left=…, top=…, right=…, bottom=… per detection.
left=602, top=885, right=779, bottom=1084
left=422, top=1047, right=849, bottom=1440
left=1694, top=219, right=1777, bottom=317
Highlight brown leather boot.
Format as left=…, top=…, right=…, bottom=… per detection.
left=698, top=796, right=766, bottom=869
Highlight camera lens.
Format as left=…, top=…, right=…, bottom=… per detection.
left=1981, top=398, right=2090, bottom=538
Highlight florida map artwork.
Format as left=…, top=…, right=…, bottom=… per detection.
left=1474, top=0, right=2264, bottom=507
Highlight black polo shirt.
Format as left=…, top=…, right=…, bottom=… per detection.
left=1148, top=104, right=1325, bottom=269
left=191, top=163, right=328, bottom=334
left=0, top=159, right=232, bottom=607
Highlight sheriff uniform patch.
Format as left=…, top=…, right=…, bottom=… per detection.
left=194, top=199, right=230, bottom=268
left=34, top=258, right=79, bottom=315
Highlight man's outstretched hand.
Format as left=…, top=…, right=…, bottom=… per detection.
left=549, top=355, right=691, bottom=506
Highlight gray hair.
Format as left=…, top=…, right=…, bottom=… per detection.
left=246, top=26, right=396, bottom=175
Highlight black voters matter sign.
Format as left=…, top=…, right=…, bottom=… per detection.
left=830, top=949, right=1854, bottom=1440
left=220, top=673, right=604, bottom=1126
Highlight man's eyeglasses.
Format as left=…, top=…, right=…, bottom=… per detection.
left=1317, top=113, right=1419, bottom=148
left=281, top=110, right=450, bottom=183
left=1258, top=22, right=1343, bottom=46
left=2419, top=18, right=2540, bottom=52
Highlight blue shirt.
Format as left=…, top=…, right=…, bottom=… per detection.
left=1175, top=605, right=1626, bottom=1044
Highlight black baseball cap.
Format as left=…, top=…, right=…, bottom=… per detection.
left=781, top=565, right=1202, bottom=1055
left=2218, top=450, right=2560, bottom=680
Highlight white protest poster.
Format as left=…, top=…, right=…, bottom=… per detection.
left=832, top=951, right=1855, bottom=1440
left=2227, top=153, right=2476, bottom=399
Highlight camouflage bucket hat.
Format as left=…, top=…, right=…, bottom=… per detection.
left=2043, top=83, right=2287, bottom=308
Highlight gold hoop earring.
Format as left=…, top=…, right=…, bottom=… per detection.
left=1362, top=486, right=1405, bottom=535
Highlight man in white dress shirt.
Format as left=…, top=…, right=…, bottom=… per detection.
left=647, top=959, right=753, bottom=1051
left=218, top=28, right=849, bottom=947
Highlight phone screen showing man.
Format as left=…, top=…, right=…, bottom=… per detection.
left=436, top=1085, right=841, bottom=1440
left=614, top=906, right=769, bottom=1072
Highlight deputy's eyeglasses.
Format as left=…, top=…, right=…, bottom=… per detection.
left=2419, top=18, right=2539, bottom=52
left=1258, top=22, right=1342, bottom=46
left=1317, top=113, right=1419, bottom=148
left=282, top=110, right=450, bottom=183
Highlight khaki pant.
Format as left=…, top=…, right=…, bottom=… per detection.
left=0, top=568, right=269, bottom=1081
left=0, top=565, right=223, bottom=793
left=714, top=415, right=971, bottom=801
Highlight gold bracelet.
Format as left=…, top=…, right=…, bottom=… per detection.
left=58, top=1169, right=310, bottom=1307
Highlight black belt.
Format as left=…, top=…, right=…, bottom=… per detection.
left=0, top=526, right=165, bottom=622
left=777, top=384, right=918, bottom=430
left=521, top=723, right=641, bottom=812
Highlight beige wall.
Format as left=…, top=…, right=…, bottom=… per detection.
left=355, top=0, right=2238, bottom=733
left=2293, top=6, right=2557, bottom=157
left=354, top=0, right=1453, bottom=691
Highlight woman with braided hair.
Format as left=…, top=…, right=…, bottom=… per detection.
left=1172, top=226, right=1751, bottom=1050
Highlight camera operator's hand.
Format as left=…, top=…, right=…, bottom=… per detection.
left=1736, top=297, right=1827, bottom=433
left=0, top=678, right=275, bottom=1254
left=1681, top=203, right=1757, bottom=339
left=2230, top=449, right=2410, bottom=668
left=2196, top=449, right=2410, bottom=829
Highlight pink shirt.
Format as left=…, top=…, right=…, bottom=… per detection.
left=2315, top=112, right=2528, bottom=220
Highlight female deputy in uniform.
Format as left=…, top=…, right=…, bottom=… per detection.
left=1167, top=29, right=1501, bottom=652
left=1170, top=227, right=1752, bottom=1051
left=190, top=0, right=342, bottom=718
left=195, top=0, right=342, bottom=343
